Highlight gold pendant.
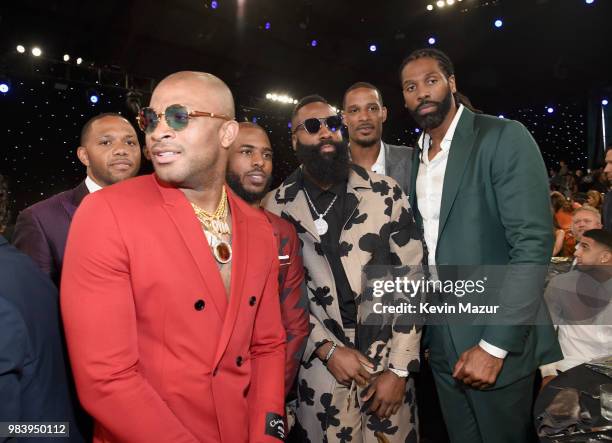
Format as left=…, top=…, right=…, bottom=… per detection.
left=213, top=241, right=232, bottom=264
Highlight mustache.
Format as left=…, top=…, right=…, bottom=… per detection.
left=415, top=100, right=440, bottom=112
left=315, top=139, right=338, bottom=150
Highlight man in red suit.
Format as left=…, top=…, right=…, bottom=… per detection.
left=61, top=71, right=287, bottom=443
left=226, top=122, right=309, bottom=396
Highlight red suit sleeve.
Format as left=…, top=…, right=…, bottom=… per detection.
left=278, top=224, right=308, bottom=396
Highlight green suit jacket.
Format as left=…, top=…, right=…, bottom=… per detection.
left=409, top=108, right=562, bottom=388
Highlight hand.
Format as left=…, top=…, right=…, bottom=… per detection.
left=323, top=346, right=374, bottom=387
left=540, top=375, right=556, bottom=392
left=452, top=345, right=503, bottom=389
left=361, top=371, right=407, bottom=419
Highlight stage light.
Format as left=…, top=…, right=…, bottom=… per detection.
left=311, top=39, right=318, bottom=47
left=426, top=4, right=434, bottom=10
left=585, top=0, right=594, bottom=4
left=494, top=19, right=503, bottom=28
left=547, top=107, right=554, bottom=114
left=446, top=0, right=455, bottom=4
left=76, top=57, right=83, bottom=65
left=436, top=1, right=445, bottom=7
left=87, top=89, right=100, bottom=104
left=252, top=117, right=257, bottom=123
left=498, top=115, right=505, bottom=119
left=369, top=44, right=377, bottom=52
left=16, top=45, right=25, bottom=53
left=0, top=82, right=9, bottom=94
left=211, top=1, right=218, bottom=9
left=266, top=92, right=298, bottom=105
left=287, top=122, right=292, bottom=129
left=31, top=47, right=42, bottom=57
left=603, top=99, right=609, bottom=106
left=428, top=37, right=436, bottom=45
left=415, top=128, right=421, bottom=133
left=63, top=54, right=70, bottom=62
left=265, top=22, right=271, bottom=30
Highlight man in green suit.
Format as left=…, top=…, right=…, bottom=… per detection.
left=400, top=48, right=562, bottom=442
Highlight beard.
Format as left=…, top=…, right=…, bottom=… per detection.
left=295, top=137, right=350, bottom=187
left=225, top=170, right=273, bottom=204
left=408, top=87, right=453, bottom=130
left=350, top=129, right=380, bottom=149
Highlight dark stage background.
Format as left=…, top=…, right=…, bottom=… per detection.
left=1, top=0, right=612, bottom=222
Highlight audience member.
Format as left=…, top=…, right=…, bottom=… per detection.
left=551, top=191, right=573, bottom=231
left=586, top=189, right=603, bottom=211
left=226, top=121, right=309, bottom=400
left=264, top=94, right=423, bottom=443
left=540, top=229, right=612, bottom=386
left=400, top=47, right=561, bottom=443
left=61, top=72, right=287, bottom=442
left=12, top=113, right=141, bottom=285
left=0, top=173, right=85, bottom=442
left=342, top=81, right=415, bottom=195
left=602, top=146, right=612, bottom=231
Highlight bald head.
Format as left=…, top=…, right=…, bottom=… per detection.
left=153, top=71, right=235, bottom=118
left=146, top=71, right=239, bottom=194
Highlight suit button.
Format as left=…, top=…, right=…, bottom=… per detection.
left=194, top=299, right=205, bottom=311
left=249, top=296, right=256, bottom=306
left=236, top=356, right=243, bottom=367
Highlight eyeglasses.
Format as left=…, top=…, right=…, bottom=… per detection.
left=137, top=104, right=232, bottom=134
left=293, top=115, right=343, bottom=135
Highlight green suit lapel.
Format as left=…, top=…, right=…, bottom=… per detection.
left=438, top=109, right=479, bottom=241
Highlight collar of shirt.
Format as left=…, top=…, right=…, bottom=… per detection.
left=348, top=141, right=386, bottom=175
left=301, top=172, right=347, bottom=202
left=85, top=175, right=103, bottom=193
left=371, top=142, right=386, bottom=175
left=417, top=104, right=464, bottom=164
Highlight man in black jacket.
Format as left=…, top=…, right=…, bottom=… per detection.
left=0, top=174, right=84, bottom=442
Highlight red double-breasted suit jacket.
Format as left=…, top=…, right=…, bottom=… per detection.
left=60, top=174, right=287, bottom=443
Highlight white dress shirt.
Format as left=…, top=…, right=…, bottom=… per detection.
left=85, top=176, right=103, bottom=193
left=348, top=142, right=386, bottom=175
left=370, top=142, right=386, bottom=175
left=540, top=270, right=612, bottom=377
left=416, top=105, right=464, bottom=267
left=415, top=105, right=507, bottom=359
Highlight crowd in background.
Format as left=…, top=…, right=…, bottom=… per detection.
left=549, top=158, right=612, bottom=258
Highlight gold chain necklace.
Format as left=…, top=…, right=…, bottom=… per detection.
left=190, top=186, right=232, bottom=264
left=190, top=187, right=230, bottom=236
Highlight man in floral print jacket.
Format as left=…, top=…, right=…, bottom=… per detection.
left=264, top=95, right=424, bottom=443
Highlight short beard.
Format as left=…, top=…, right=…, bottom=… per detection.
left=225, top=171, right=272, bottom=205
left=409, top=87, right=453, bottom=130
left=296, top=138, right=350, bottom=187
left=350, top=134, right=379, bottom=149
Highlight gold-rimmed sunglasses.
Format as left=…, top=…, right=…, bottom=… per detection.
left=137, top=104, right=232, bottom=134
